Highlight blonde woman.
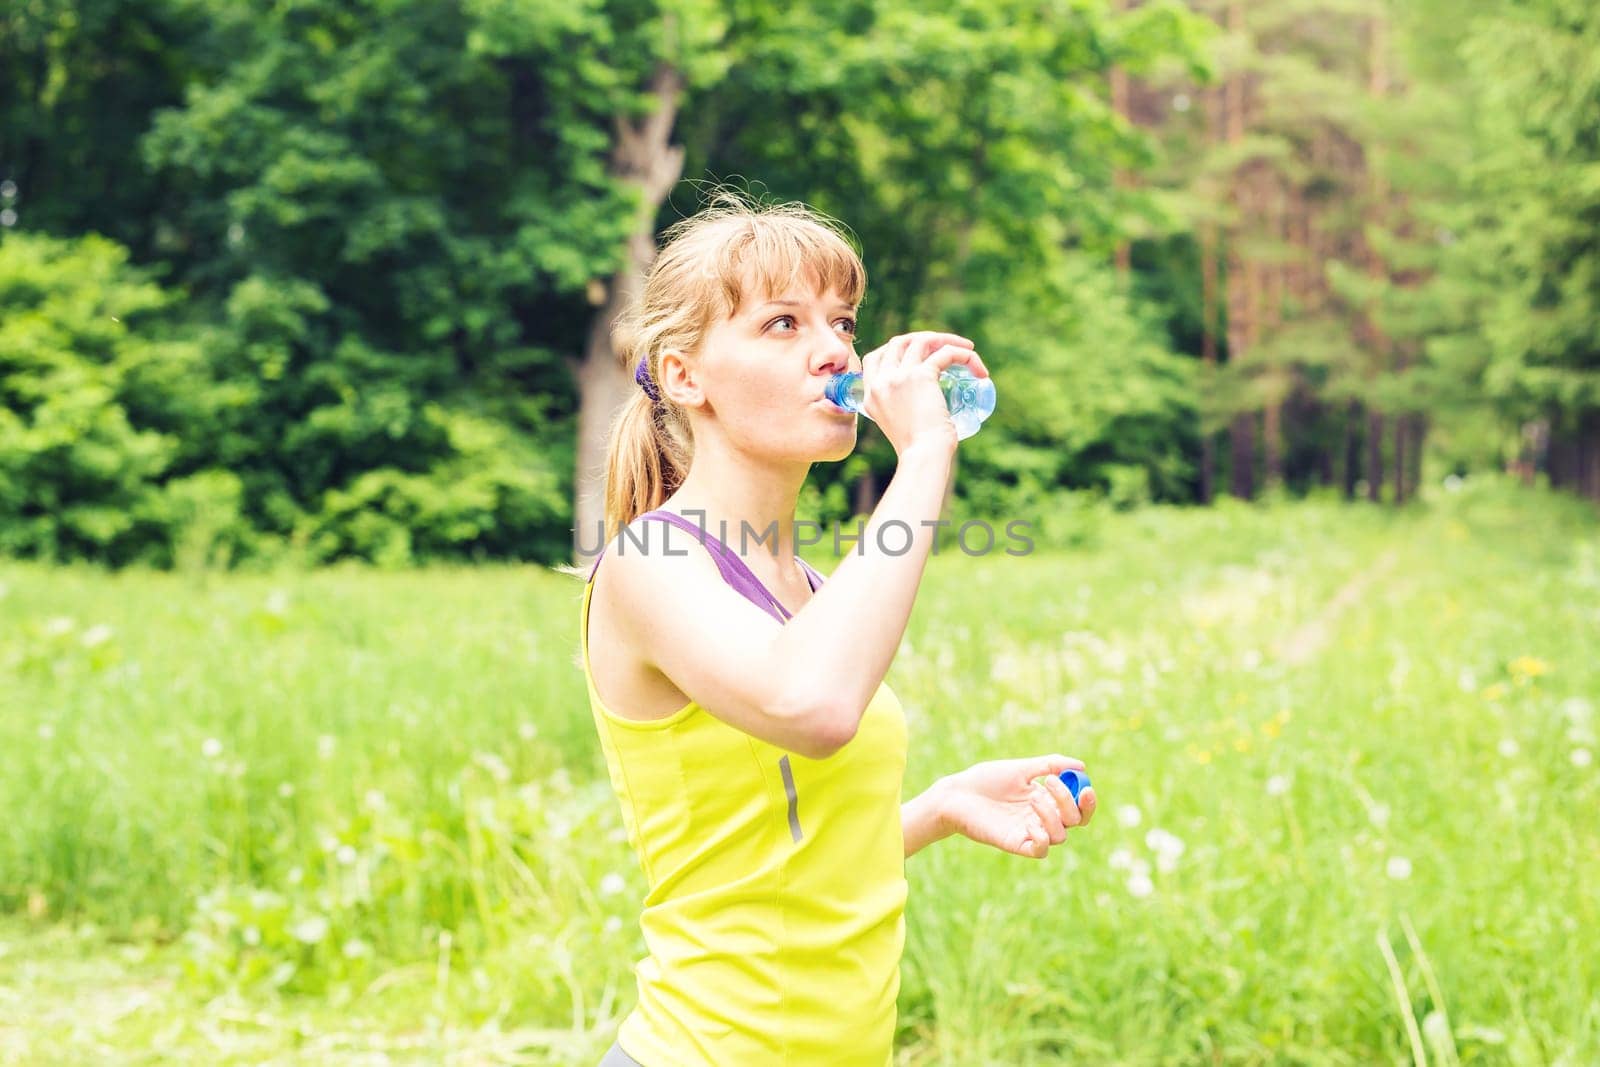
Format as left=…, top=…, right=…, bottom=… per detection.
left=579, top=197, right=1096, bottom=1066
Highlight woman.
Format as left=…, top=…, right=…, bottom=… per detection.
left=579, top=196, right=1096, bottom=1066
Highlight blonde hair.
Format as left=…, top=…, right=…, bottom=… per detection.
left=599, top=193, right=867, bottom=546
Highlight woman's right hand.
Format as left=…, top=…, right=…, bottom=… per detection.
left=860, top=332, right=989, bottom=457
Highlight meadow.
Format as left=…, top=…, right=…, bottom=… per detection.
left=2, top=478, right=1596, bottom=1065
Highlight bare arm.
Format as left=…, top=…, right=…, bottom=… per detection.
left=604, top=437, right=954, bottom=759
left=902, top=780, right=954, bottom=859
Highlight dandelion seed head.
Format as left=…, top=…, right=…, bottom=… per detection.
left=600, top=873, right=627, bottom=897
left=1116, top=805, right=1142, bottom=828
left=1386, top=856, right=1412, bottom=880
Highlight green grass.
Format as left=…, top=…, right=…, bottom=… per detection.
left=2, top=477, right=1597, bottom=1065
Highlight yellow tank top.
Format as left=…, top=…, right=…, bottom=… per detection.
left=580, top=516, right=908, bottom=1066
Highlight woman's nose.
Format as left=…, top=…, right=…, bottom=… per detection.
left=813, top=332, right=856, bottom=376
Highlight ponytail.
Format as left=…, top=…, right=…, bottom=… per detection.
left=602, top=385, right=690, bottom=546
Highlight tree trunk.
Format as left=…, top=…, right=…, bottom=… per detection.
left=571, top=66, right=686, bottom=564
left=1393, top=415, right=1408, bottom=504
left=1230, top=414, right=1257, bottom=500
left=1580, top=412, right=1600, bottom=502
left=1199, top=220, right=1219, bottom=505
left=1365, top=409, right=1384, bottom=502
left=1363, top=15, right=1389, bottom=508
left=1224, top=2, right=1256, bottom=501
left=1342, top=402, right=1362, bottom=500
left=1406, top=414, right=1427, bottom=501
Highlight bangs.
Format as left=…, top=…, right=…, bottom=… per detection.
left=706, top=215, right=866, bottom=317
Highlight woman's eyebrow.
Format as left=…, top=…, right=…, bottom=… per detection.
left=753, top=298, right=857, bottom=313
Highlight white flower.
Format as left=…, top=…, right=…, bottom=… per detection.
left=1456, top=669, right=1477, bottom=693
left=1386, top=856, right=1412, bottom=880
left=290, top=916, right=330, bottom=945
left=1369, top=803, right=1391, bottom=830
left=264, top=590, right=290, bottom=616
left=1498, top=738, right=1520, bottom=759
left=37, top=724, right=55, bottom=741
left=603, top=916, right=623, bottom=934
left=1443, top=474, right=1464, bottom=492
left=518, top=722, right=537, bottom=741
left=599, top=873, right=627, bottom=897
left=363, top=790, right=386, bottom=812
left=474, top=752, right=511, bottom=784
left=317, top=735, right=336, bottom=759
left=1266, top=775, right=1290, bottom=797
left=1108, top=847, right=1136, bottom=871
left=1145, top=828, right=1186, bottom=859
left=336, top=845, right=358, bottom=866
left=201, top=738, right=223, bottom=759
left=342, top=938, right=373, bottom=959
left=44, top=617, right=75, bottom=637
left=1572, top=748, right=1593, bottom=769
left=81, top=624, right=114, bottom=648
left=242, top=925, right=261, bottom=947
left=1116, top=805, right=1142, bottom=828
left=1127, top=872, right=1154, bottom=898
left=278, top=782, right=296, bottom=799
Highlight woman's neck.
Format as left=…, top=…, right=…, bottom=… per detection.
left=666, top=455, right=811, bottom=567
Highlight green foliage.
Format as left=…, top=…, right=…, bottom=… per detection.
left=0, top=233, right=197, bottom=563
left=3, top=483, right=1596, bottom=1060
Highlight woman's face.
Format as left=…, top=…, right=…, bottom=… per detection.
left=683, top=278, right=864, bottom=463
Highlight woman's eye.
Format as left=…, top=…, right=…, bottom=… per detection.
left=834, top=318, right=857, bottom=337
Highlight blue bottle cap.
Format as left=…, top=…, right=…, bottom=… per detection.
left=1058, top=769, right=1090, bottom=803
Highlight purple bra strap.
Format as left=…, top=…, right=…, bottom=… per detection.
left=587, top=510, right=822, bottom=624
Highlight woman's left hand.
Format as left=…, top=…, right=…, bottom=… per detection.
left=937, top=754, right=1096, bottom=859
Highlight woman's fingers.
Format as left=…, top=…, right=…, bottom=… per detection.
left=1037, top=774, right=1083, bottom=830
left=1028, top=784, right=1069, bottom=845
left=902, top=332, right=975, bottom=362
left=920, top=342, right=989, bottom=379
left=1076, top=786, right=1097, bottom=826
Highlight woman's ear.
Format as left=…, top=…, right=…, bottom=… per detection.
left=659, top=349, right=705, bottom=409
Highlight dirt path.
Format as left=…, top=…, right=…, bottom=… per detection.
left=1275, top=549, right=1398, bottom=666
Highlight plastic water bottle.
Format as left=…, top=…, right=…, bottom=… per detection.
left=824, top=364, right=997, bottom=440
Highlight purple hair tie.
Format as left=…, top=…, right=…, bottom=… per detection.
left=634, top=354, right=661, bottom=404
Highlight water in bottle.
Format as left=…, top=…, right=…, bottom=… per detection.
left=823, top=364, right=997, bottom=440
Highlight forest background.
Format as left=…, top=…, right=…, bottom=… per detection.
left=5, top=0, right=1598, bottom=570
